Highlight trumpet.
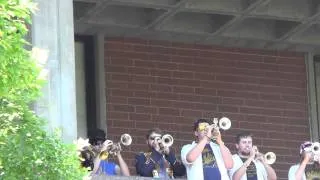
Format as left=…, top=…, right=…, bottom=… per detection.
left=99, top=134, right=132, bottom=160
left=199, top=117, right=231, bottom=131
left=120, top=133, right=132, bottom=146
left=306, top=142, right=320, bottom=162
left=161, top=134, right=174, bottom=147
left=201, top=117, right=231, bottom=140
left=218, top=117, right=232, bottom=130
left=252, top=146, right=276, bottom=164
left=311, top=142, right=320, bottom=154
left=264, top=152, right=277, bottom=165
left=155, top=134, right=174, bottom=148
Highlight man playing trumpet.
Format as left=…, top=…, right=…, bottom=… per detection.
left=86, top=128, right=130, bottom=176
left=135, top=128, right=186, bottom=178
left=229, top=132, right=277, bottom=180
left=181, top=118, right=233, bottom=180
left=288, top=141, right=320, bottom=180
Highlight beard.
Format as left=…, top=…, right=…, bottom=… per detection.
left=239, top=151, right=250, bottom=156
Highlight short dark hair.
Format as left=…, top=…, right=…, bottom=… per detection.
left=235, top=131, right=253, bottom=144
left=88, top=128, right=106, bottom=145
left=146, top=128, right=163, bottom=139
left=193, top=118, right=211, bottom=131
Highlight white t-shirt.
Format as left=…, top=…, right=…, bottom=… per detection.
left=228, top=154, right=267, bottom=180
left=288, top=163, right=320, bottom=180
left=181, top=141, right=230, bottom=180
left=288, top=164, right=306, bottom=180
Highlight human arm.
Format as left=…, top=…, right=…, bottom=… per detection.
left=185, top=125, right=214, bottom=163
left=256, top=153, right=277, bottom=180
left=263, top=163, right=277, bottom=180
left=232, top=156, right=254, bottom=180
left=216, top=131, right=233, bottom=169
left=115, top=152, right=130, bottom=176
left=293, top=152, right=311, bottom=180
left=232, top=146, right=258, bottom=180
left=91, top=156, right=102, bottom=174
left=185, top=137, right=207, bottom=163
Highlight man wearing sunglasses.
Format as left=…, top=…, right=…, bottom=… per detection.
left=288, top=141, right=320, bottom=180
left=135, top=128, right=186, bottom=178
left=181, top=118, right=233, bottom=180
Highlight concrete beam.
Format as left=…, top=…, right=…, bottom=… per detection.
left=276, top=1, right=320, bottom=42
left=76, top=0, right=112, bottom=23
left=144, top=0, right=191, bottom=30
left=203, top=0, right=271, bottom=40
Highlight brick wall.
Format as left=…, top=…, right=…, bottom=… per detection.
left=104, top=38, right=308, bottom=179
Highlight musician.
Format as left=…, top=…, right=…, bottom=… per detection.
left=181, top=118, right=233, bottom=180
left=229, top=132, right=277, bottom=180
left=135, top=128, right=186, bottom=178
left=288, top=141, right=320, bottom=180
left=87, top=129, right=130, bottom=176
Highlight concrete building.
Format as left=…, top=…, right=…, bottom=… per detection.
left=31, top=0, right=320, bottom=179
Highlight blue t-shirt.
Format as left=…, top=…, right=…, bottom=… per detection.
left=99, top=160, right=117, bottom=175
left=240, top=157, right=257, bottom=180
left=202, top=144, right=221, bottom=180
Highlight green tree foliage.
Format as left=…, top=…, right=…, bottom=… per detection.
left=0, top=0, right=86, bottom=179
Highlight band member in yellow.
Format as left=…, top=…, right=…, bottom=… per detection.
left=288, top=141, right=320, bottom=180
left=229, top=132, right=277, bottom=180
left=135, top=128, right=185, bottom=179
left=181, top=119, right=233, bottom=180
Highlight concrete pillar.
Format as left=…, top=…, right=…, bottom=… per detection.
left=306, top=52, right=319, bottom=141
left=31, top=0, right=77, bottom=142
left=94, top=34, right=107, bottom=133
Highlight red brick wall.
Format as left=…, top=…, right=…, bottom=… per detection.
left=104, top=38, right=308, bottom=179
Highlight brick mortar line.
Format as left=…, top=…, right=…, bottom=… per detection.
left=105, top=41, right=304, bottom=59
left=107, top=100, right=307, bottom=112
left=107, top=88, right=307, bottom=103
left=106, top=54, right=306, bottom=71
left=106, top=71, right=307, bottom=85
left=106, top=48, right=305, bottom=63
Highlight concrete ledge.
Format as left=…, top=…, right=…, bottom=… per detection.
left=92, top=175, right=187, bottom=180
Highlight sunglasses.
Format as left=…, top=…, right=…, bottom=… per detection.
left=198, top=123, right=208, bottom=131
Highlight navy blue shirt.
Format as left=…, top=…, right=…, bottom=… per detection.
left=135, top=149, right=185, bottom=178
left=202, top=144, right=221, bottom=180
left=240, top=157, right=257, bottom=180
